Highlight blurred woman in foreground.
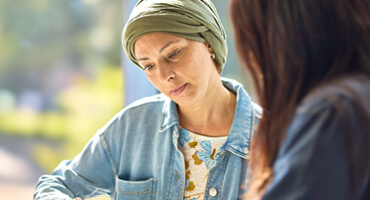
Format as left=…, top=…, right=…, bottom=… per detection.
left=230, top=0, right=370, bottom=199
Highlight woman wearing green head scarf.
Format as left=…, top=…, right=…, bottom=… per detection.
left=34, top=0, right=260, bottom=199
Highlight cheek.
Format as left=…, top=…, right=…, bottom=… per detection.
left=179, top=52, right=205, bottom=74
left=145, top=73, right=171, bottom=96
left=187, top=53, right=214, bottom=77
left=145, top=73, right=160, bottom=88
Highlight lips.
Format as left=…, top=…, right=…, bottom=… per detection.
left=170, top=83, right=187, bottom=96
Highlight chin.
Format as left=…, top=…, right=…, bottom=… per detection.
left=171, top=98, right=189, bottom=106
left=174, top=96, right=200, bottom=108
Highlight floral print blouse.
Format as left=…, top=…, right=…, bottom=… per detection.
left=179, top=128, right=228, bottom=200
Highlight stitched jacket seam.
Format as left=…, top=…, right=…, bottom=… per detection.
left=100, top=134, right=118, bottom=175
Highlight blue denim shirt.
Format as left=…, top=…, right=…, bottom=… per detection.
left=262, top=75, right=370, bottom=200
left=34, top=78, right=261, bottom=200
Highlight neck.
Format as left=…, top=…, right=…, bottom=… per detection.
left=178, top=80, right=236, bottom=137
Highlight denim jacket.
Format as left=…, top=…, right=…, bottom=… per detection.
left=262, top=75, right=370, bottom=200
left=34, top=78, right=261, bottom=200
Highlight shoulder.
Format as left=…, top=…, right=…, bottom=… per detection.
left=297, top=75, right=370, bottom=116
left=285, top=75, right=370, bottom=148
left=122, top=93, right=169, bottom=115
left=98, top=93, right=169, bottom=135
left=269, top=76, right=370, bottom=199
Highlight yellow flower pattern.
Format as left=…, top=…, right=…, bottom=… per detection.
left=189, top=141, right=198, bottom=148
left=192, top=152, right=203, bottom=165
left=179, top=128, right=227, bottom=200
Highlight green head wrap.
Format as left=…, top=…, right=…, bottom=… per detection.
left=122, top=0, right=227, bottom=71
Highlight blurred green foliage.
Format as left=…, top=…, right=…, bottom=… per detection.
left=0, top=0, right=124, bottom=175
left=0, top=0, right=123, bottom=93
left=0, top=66, right=123, bottom=172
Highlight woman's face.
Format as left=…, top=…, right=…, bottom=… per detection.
left=134, top=32, right=220, bottom=107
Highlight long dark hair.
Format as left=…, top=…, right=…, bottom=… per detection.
left=229, top=0, right=370, bottom=197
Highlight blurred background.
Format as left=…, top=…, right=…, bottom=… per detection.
left=0, top=0, right=253, bottom=199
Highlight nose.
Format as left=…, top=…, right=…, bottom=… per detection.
left=158, top=62, right=175, bottom=82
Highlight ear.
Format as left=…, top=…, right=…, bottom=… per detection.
left=206, top=43, right=214, bottom=54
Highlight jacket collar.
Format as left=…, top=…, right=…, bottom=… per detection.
left=159, top=78, right=255, bottom=159
left=159, top=98, right=179, bottom=132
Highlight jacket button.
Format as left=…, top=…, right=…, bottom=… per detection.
left=209, top=188, right=217, bottom=196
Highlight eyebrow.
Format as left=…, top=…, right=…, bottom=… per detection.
left=159, top=40, right=179, bottom=53
left=137, top=40, right=180, bottom=62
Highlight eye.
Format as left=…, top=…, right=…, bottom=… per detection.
left=144, top=64, right=154, bottom=71
left=168, top=49, right=181, bottom=58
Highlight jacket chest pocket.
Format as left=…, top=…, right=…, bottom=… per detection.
left=114, top=177, right=157, bottom=200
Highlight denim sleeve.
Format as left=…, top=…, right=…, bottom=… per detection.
left=262, top=98, right=370, bottom=200
left=34, top=132, right=116, bottom=200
